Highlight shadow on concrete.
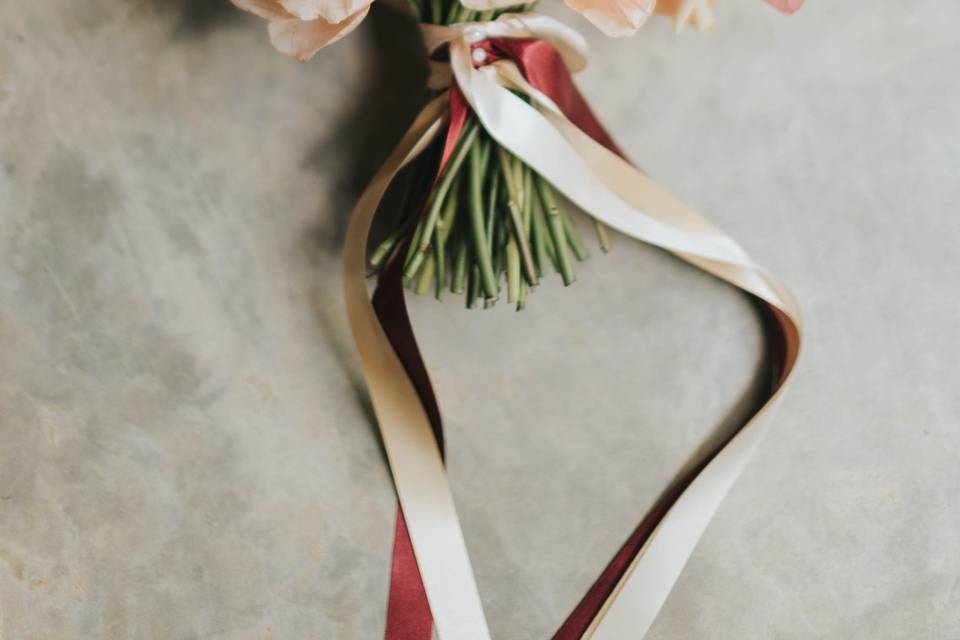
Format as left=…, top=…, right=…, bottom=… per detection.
left=295, top=4, right=430, bottom=466
left=304, top=3, right=430, bottom=255
left=146, top=0, right=243, bottom=38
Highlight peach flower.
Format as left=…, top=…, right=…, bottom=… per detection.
left=231, top=0, right=372, bottom=61
left=461, top=0, right=801, bottom=38
left=655, top=0, right=804, bottom=32
left=458, top=0, right=657, bottom=37
left=234, top=0, right=806, bottom=60
left=561, top=0, right=657, bottom=37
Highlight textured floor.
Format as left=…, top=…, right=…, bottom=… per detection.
left=1, top=0, right=959, bottom=638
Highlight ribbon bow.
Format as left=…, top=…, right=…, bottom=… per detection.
left=343, top=13, right=801, bottom=640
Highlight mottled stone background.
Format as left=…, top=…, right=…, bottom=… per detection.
left=1, top=0, right=958, bottom=638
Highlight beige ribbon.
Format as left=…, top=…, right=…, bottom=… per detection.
left=343, top=13, right=801, bottom=640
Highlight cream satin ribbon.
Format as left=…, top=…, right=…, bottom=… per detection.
left=343, top=13, right=801, bottom=640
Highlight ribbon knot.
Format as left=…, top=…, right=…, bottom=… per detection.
left=421, top=13, right=589, bottom=89
left=421, top=13, right=625, bottom=171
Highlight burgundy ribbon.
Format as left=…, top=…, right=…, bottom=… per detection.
left=374, top=256, right=437, bottom=640
left=374, top=37, right=781, bottom=639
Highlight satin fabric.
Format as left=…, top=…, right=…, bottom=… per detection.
left=343, top=95, right=494, bottom=640
left=381, top=37, right=623, bottom=639
left=344, top=13, right=801, bottom=640
left=375, top=253, right=443, bottom=640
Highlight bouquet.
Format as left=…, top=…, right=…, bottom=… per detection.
left=230, top=0, right=805, bottom=637
left=235, top=0, right=800, bottom=311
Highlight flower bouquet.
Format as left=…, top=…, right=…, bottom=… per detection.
left=237, top=0, right=799, bottom=309
left=230, top=0, right=804, bottom=637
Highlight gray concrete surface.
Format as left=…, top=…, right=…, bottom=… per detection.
left=2, top=0, right=959, bottom=638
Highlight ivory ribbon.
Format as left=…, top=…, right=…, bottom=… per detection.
left=343, top=13, right=801, bottom=640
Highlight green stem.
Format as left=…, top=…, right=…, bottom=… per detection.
left=594, top=219, right=611, bottom=252
left=468, top=139, right=500, bottom=299
left=434, top=176, right=461, bottom=298
left=397, top=142, right=442, bottom=277
left=519, top=165, right=533, bottom=310
left=466, top=263, right=479, bottom=309
left=447, top=0, right=465, bottom=24
left=369, top=229, right=401, bottom=271
left=496, top=147, right=538, bottom=286
left=415, top=252, right=434, bottom=295
left=403, top=214, right=425, bottom=287
left=522, top=163, right=533, bottom=241
left=433, top=224, right=446, bottom=299
left=406, top=0, right=422, bottom=21
left=485, top=168, right=499, bottom=274
left=536, top=178, right=575, bottom=285
left=560, top=207, right=588, bottom=261
left=404, top=119, right=478, bottom=280
left=451, top=226, right=468, bottom=293
left=506, top=236, right=520, bottom=304
left=530, top=186, right=548, bottom=276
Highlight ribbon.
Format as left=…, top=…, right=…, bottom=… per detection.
left=343, top=13, right=802, bottom=640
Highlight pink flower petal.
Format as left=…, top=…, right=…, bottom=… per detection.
left=231, top=0, right=292, bottom=20
left=279, top=0, right=370, bottom=24
left=654, top=0, right=718, bottom=32
left=763, top=0, right=804, bottom=14
left=267, top=5, right=370, bottom=61
left=564, top=0, right=656, bottom=37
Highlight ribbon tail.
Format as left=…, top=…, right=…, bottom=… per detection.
left=585, top=312, right=798, bottom=640
left=380, top=84, right=484, bottom=640
left=342, top=92, right=493, bottom=640
left=384, top=510, right=433, bottom=640
left=376, top=253, right=443, bottom=640
left=449, top=41, right=802, bottom=639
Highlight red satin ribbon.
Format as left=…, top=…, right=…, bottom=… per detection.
left=376, top=37, right=776, bottom=640
left=375, top=259, right=437, bottom=640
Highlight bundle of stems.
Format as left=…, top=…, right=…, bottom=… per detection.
left=369, top=0, right=610, bottom=310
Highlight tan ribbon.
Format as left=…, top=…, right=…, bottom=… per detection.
left=343, top=95, right=494, bottom=640
left=343, top=13, right=801, bottom=640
